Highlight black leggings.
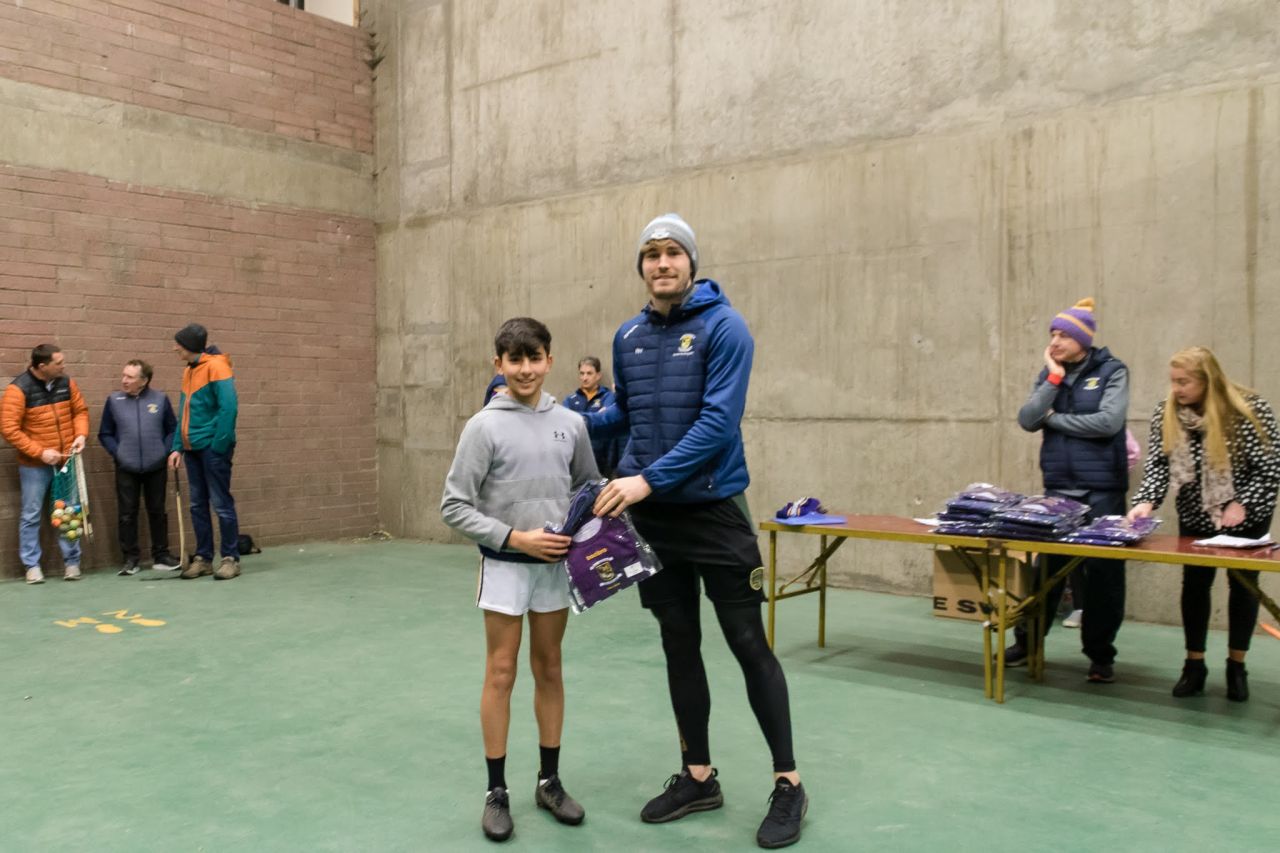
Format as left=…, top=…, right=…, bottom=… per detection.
left=1182, top=567, right=1262, bottom=653
left=1181, top=518, right=1272, bottom=653
left=651, top=598, right=796, bottom=773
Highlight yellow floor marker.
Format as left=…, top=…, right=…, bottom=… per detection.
left=55, top=617, right=101, bottom=628
left=95, top=624, right=124, bottom=634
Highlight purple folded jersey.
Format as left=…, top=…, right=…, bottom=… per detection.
left=1063, top=515, right=1160, bottom=545
left=944, top=500, right=1011, bottom=517
left=563, top=515, right=660, bottom=612
left=939, top=508, right=997, bottom=522
left=994, top=496, right=1090, bottom=527
left=956, top=483, right=1025, bottom=506
left=1062, top=536, right=1134, bottom=546
left=988, top=517, right=1080, bottom=537
left=933, top=521, right=993, bottom=536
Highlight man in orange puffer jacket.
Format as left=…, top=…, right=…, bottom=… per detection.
left=1, top=344, right=90, bottom=584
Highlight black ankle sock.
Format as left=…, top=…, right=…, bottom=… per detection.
left=486, top=755, right=506, bottom=791
left=538, top=745, right=559, bottom=780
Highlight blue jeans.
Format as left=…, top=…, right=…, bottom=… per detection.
left=183, top=448, right=239, bottom=560
left=18, top=464, right=81, bottom=569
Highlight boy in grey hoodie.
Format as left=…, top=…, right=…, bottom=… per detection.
left=441, top=317, right=598, bottom=843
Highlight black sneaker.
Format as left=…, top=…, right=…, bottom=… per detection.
left=757, top=778, right=808, bottom=849
left=152, top=553, right=182, bottom=572
left=640, top=768, right=723, bottom=823
left=482, top=786, right=513, bottom=842
left=1002, top=642, right=1028, bottom=668
left=1087, top=663, right=1115, bottom=683
left=117, top=559, right=140, bottom=576
left=535, top=774, right=585, bottom=825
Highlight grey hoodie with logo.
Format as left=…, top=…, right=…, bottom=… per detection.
left=441, top=390, right=599, bottom=561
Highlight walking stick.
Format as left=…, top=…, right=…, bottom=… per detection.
left=174, top=464, right=187, bottom=571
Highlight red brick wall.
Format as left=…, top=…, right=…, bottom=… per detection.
left=0, top=0, right=373, bottom=152
left=0, top=163, right=377, bottom=576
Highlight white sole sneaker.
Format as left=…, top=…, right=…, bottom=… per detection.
left=1062, top=609, right=1083, bottom=629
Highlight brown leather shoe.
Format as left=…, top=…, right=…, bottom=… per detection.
left=181, top=556, right=212, bottom=579
left=213, top=557, right=241, bottom=580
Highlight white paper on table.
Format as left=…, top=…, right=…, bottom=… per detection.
left=1191, top=533, right=1276, bottom=549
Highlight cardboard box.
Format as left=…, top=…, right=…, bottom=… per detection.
left=931, top=549, right=1035, bottom=621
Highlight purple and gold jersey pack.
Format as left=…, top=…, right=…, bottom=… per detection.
left=551, top=480, right=663, bottom=614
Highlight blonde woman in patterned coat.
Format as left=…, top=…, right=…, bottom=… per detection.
left=1129, top=347, right=1280, bottom=702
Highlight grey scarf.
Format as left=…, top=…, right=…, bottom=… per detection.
left=1168, top=406, right=1235, bottom=527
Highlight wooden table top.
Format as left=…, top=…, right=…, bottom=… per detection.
left=760, top=513, right=1280, bottom=572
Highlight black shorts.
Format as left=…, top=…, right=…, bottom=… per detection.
left=630, top=495, right=765, bottom=609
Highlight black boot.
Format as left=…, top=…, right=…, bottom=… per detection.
left=1171, top=658, right=1207, bottom=698
left=1225, top=658, right=1249, bottom=703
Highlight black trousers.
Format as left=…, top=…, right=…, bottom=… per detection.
left=1018, top=489, right=1127, bottom=666
left=116, top=467, right=169, bottom=561
left=1180, top=518, right=1273, bottom=653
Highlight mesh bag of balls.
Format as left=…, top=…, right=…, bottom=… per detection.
left=50, top=461, right=87, bottom=542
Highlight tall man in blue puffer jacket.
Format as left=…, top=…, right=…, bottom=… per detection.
left=99, top=359, right=181, bottom=576
left=587, top=214, right=807, bottom=850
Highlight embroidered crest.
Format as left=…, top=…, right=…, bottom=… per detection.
left=591, top=557, right=617, bottom=582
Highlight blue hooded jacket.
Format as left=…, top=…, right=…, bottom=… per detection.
left=586, top=279, right=752, bottom=503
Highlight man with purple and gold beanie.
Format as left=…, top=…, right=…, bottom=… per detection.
left=1009, top=297, right=1131, bottom=683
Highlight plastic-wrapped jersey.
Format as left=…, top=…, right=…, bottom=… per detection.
left=552, top=479, right=663, bottom=614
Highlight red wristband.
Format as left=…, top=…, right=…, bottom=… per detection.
left=1046, top=373, right=1063, bottom=386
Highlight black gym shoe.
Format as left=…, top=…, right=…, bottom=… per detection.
left=535, top=774, right=585, bottom=825
left=152, top=553, right=182, bottom=572
left=117, top=558, right=140, bottom=576
left=1002, top=642, right=1028, bottom=667
left=640, top=768, right=723, bottom=823
left=482, top=787, right=513, bottom=842
left=756, top=778, right=808, bottom=849
left=1086, top=662, right=1115, bottom=683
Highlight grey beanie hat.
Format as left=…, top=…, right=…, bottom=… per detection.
left=636, top=213, right=698, bottom=279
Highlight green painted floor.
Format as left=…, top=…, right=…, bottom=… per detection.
left=3, top=540, right=1279, bottom=852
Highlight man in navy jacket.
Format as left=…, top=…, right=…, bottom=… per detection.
left=1011, top=298, right=1130, bottom=683
left=561, top=356, right=625, bottom=476
left=99, top=359, right=180, bottom=575
left=587, top=214, right=807, bottom=850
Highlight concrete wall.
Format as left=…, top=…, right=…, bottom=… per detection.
left=0, top=0, right=377, bottom=576
left=369, top=0, right=1280, bottom=627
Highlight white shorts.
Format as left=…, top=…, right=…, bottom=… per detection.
left=476, top=556, right=572, bottom=616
